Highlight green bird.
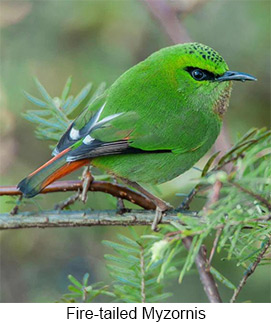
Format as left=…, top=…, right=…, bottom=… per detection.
left=18, top=42, right=256, bottom=219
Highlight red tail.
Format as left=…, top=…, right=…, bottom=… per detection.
left=18, top=147, right=89, bottom=198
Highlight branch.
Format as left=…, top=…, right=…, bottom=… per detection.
left=230, top=235, right=271, bottom=303
left=165, top=215, right=271, bottom=240
left=180, top=180, right=222, bottom=302
left=0, top=210, right=183, bottom=230
left=0, top=180, right=156, bottom=210
left=182, top=237, right=222, bottom=303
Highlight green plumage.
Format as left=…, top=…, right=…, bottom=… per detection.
left=19, top=42, right=257, bottom=198
left=74, top=43, right=231, bottom=183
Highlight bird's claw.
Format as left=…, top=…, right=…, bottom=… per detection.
left=116, top=198, right=131, bottom=215
left=152, top=206, right=166, bottom=232
left=80, top=167, right=93, bottom=203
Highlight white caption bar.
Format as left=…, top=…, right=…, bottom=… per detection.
left=0, top=303, right=269, bottom=323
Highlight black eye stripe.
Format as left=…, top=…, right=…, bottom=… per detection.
left=185, top=67, right=216, bottom=81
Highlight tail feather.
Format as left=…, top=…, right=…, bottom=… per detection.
left=18, top=148, right=89, bottom=198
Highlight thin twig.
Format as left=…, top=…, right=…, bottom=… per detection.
left=205, top=180, right=223, bottom=210
left=176, top=184, right=202, bottom=210
left=230, top=235, right=271, bottom=303
left=0, top=180, right=156, bottom=210
left=176, top=152, right=249, bottom=211
left=207, top=227, right=223, bottom=269
left=230, top=182, right=271, bottom=211
left=164, top=215, right=271, bottom=240
left=54, top=190, right=81, bottom=210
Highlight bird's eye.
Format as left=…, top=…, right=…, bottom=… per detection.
left=185, top=67, right=215, bottom=81
left=191, top=69, right=206, bottom=81
left=185, top=66, right=215, bottom=81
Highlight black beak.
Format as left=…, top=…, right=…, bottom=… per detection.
left=216, top=71, right=257, bottom=82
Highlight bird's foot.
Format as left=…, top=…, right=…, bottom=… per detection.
left=151, top=202, right=173, bottom=232
left=152, top=206, right=164, bottom=232
left=80, top=166, right=93, bottom=203
left=118, top=177, right=173, bottom=230
left=113, top=176, right=131, bottom=215
left=10, top=195, right=23, bottom=216
left=116, top=197, right=131, bottom=215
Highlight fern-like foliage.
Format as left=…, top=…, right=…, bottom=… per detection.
left=148, top=128, right=271, bottom=295
left=59, top=273, right=115, bottom=303
left=103, top=228, right=172, bottom=303
left=23, top=77, right=106, bottom=145
left=60, top=229, right=174, bottom=303
left=22, top=79, right=270, bottom=302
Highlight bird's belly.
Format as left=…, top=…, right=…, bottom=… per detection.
left=92, top=143, right=212, bottom=184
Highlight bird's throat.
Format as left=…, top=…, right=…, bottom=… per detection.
left=213, top=83, right=232, bottom=119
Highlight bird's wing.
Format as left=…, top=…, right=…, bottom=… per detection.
left=53, top=93, right=171, bottom=162
left=66, top=111, right=171, bottom=161
left=53, top=87, right=209, bottom=162
left=53, top=91, right=108, bottom=155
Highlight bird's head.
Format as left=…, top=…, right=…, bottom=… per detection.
left=153, top=43, right=257, bottom=117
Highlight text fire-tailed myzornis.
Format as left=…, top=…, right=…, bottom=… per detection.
left=18, top=43, right=256, bottom=221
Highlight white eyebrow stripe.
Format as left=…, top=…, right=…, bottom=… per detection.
left=83, top=135, right=94, bottom=145
left=69, top=128, right=80, bottom=140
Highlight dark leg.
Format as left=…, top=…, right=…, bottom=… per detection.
left=121, top=178, right=173, bottom=231
left=113, top=177, right=131, bottom=215
left=55, top=165, right=92, bottom=210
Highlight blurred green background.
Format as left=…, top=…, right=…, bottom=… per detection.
left=0, top=0, right=270, bottom=302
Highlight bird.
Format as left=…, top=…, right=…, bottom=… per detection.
left=18, top=42, right=256, bottom=224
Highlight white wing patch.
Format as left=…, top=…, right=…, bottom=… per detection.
left=83, top=135, right=94, bottom=145
left=81, top=112, right=123, bottom=145
left=66, top=102, right=123, bottom=148
left=68, top=103, right=107, bottom=141
left=69, top=128, right=80, bottom=140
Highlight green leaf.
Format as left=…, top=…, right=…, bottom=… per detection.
left=117, top=234, right=140, bottom=248
left=210, top=267, right=236, bottom=290
left=227, top=225, right=242, bottom=260
left=202, top=151, right=220, bottom=176
left=34, top=77, right=56, bottom=106
left=23, top=91, right=47, bottom=108
left=68, top=285, right=82, bottom=295
left=102, top=240, right=140, bottom=254
left=104, top=254, right=135, bottom=265
left=61, top=76, right=73, bottom=101
left=66, top=83, right=92, bottom=115
left=62, top=96, right=73, bottom=111
left=83, top=273, right=89, bottom=286
left=114, top=276, right=139, bottom=288
left=25, top=109, right=51, bottom=116
left=178, top=236, right=198, bottom=283
left=23, top=113, right=64, bottom=130
left=68, top=275, right=82, bottom=289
